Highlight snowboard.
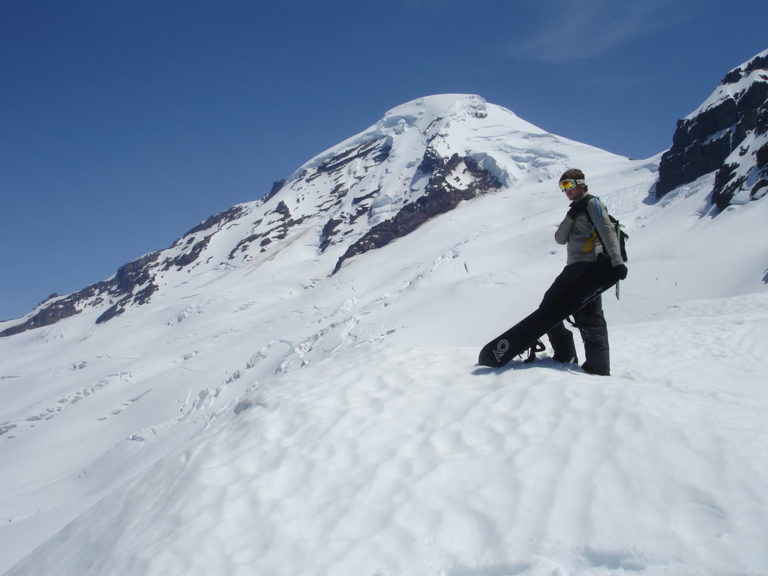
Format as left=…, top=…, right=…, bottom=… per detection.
left=478, top=264, right=622, bottom=368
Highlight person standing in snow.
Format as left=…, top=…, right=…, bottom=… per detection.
left=541, top=168, right=628, bottom=375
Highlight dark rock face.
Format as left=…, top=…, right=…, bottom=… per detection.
left=95, top=253, right=162, bottom=324
left=1, top=205, right=247, bottom=337
left=332, top=152, right=501, bottom=273
left=228, top=200, right=310, bottom=257
left=0, top=251, right=162, bottom=336
left=656, top=52, right=768, bottom=210
left=316, top=137, right=392, bottom=174
left=319, top=217, right=344, bottom=252
left=0, top=291, right=90, bottom=337
left=182, top=205, right=245, bottom=237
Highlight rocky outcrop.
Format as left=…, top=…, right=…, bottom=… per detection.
left=0, top=252, right=162, bottom=336
left=95, top=253, right=162, bottom=324
left=332, top=152, right=501, bottom=273
left=656, top=51, right=768, bottom=210
left=1, top=206, right=247, bottom=337
left=228, top=200, right=311, bottom=257
left=0, top=291, right=90, bottom=337
left=315, top=137, right=391, bottom=174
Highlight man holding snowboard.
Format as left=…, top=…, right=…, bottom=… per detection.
left=542, top=168, right=628, bottom=375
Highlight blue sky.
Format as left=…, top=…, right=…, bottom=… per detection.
left=1, top=0, right=766, bottom=321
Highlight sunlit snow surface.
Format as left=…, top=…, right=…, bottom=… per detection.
left=1, top=95, right=767, bottom=575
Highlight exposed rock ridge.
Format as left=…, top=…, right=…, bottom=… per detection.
left=332, top=151, right=501, bottom=273
left=0, top=206, right=247, bottom=337
left=656, top=50, right=768, bottom=210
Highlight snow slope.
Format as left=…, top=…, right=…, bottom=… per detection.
left=6, top=295, right=768, bottom=576
left=1, top=94, right=767, bottom=575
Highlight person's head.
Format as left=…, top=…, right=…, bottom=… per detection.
left=559, top=168, right=587, bottom=201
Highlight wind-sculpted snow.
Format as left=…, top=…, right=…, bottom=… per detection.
left=5, top=294, right=768, bottom=576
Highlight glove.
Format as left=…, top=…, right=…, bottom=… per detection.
left=567, top=196, right=589, bottom=219
left=614, top=264, right=628, bottom=280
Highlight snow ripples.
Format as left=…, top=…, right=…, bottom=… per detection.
left=11, top=292, right=768, bottom=576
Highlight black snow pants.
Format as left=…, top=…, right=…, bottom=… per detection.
left=540, top=261, right=611, bottom=375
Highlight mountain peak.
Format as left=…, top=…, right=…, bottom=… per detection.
left=689, top=48, right=768, bottom=120
left=656, top=49, right=768, bottom=207
left=0, top=94, right=620, bottom=336
left=380, top=94, right=491, bottom=128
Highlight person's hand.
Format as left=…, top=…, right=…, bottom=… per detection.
left=567, top=196, right=589, bottom=219
left=614, top=264, right=628, bottom=280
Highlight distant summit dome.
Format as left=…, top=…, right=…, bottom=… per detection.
left=381, top=94, right=489, bottom=125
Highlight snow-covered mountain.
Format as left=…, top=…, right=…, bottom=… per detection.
left=1, top=52, right=768, bottom=576
left=0, top=94, right=622, bottom=337
left=657, top=49, right=768, bottom=209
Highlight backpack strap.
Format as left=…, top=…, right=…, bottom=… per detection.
left=583, top=195, right=605, bottom=243
left=583, top=195, right=623, bottom=300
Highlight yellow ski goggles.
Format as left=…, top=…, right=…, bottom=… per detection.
left=559, top=179, right=585, bottom=192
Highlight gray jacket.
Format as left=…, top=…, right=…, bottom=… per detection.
left=555, top=196, right=624, bottom=267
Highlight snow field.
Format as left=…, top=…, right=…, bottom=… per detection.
left=8, top=293, right=768, bottom=576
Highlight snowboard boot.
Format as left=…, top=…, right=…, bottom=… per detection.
left=581, top=347, right=610, bottom=376
left=547, top=323, right=579, bottom=364
left=581, top=362, right=610, bottom=376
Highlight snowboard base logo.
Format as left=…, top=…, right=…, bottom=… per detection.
left=493, top=339, right=510, bottom=362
